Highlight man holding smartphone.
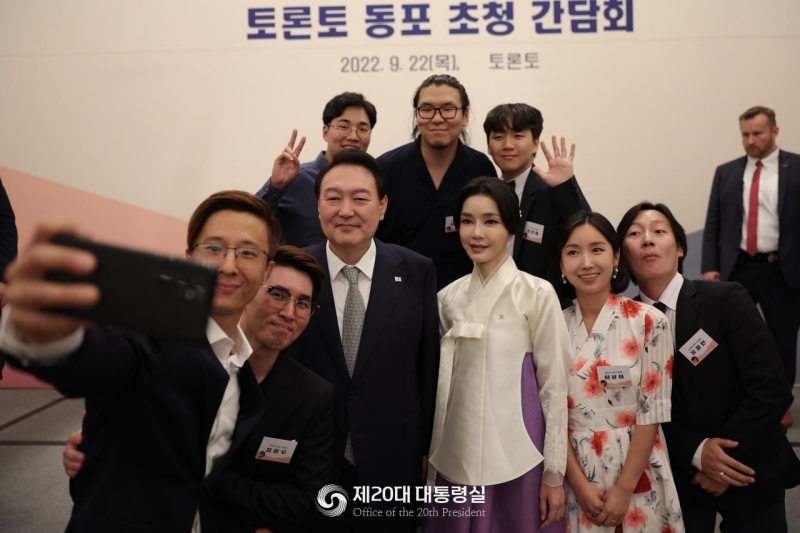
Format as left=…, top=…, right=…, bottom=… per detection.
left=63, top=245, right=337, bottom=533
left=0, top=191, right=277, bottom=533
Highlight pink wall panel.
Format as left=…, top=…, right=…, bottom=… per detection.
left=0, top=167, right=189, bottom=388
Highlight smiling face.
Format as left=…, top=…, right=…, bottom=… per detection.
left=318, top=163, right=387, bottom=261
left=323, top=106, right=372, bottom=160
left=187, top=210, right=271, bottom=328
left=242, top=265, right=313, bottom=353
left=561, top=223, right=618, bottom=299
left=487, top=124, right=539, bottom=179
left=459, top=194, right=512, bottom=278
left=415, top=85, right=469, bottom=150
left=622, top=210, right=684, bottom=286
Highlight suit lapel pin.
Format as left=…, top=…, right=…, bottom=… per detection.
left=394, top=276, right=402, bottom=283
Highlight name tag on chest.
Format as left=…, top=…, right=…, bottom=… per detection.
left=523, top=221, right=544, bottom=243
left=598, top=365, right=633, bottom=388
left=255, top=437, right=298, bottom=463
left=678, top=329, right=718, bottom=366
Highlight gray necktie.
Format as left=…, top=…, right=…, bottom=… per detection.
left=341, top=266, right=364, bottom=465
left=341, top=266, right=365, bottom=377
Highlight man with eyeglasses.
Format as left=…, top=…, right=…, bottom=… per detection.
left=0, top=191, right=276, bottom=532
left=65, top=245, right=336, bottom=533
left=376, top=74, right=496, bottom=289
left=257, top=92, right=377, bottom=248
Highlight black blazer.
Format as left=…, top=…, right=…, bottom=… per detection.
left=702, top=150, right=800, bottom=287
left=0, top=177, right=18, bottom=379
left=201, top=354, right=334, bottom=533
left=5, top=327, right=265, bottom=533
left=662, top=279, right=800, bottom=496
left=512, top=171, right=589, bottom=289
left=287, top=239, right=440, bottom=488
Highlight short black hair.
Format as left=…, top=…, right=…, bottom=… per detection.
left=322, top=92, right=378, bottom=128
left=555, top=210, right=630, bottom=299
left=455, top=176, right=519, bottom=236
left=271, top=245, right=327, bottom=301
left=483, top=103, right=544, bottom=142
left=314, top=149, right=386, bottom=200
left=412, top=74, right=471, bottom=142
left=616, top=202, right=687, bottom=285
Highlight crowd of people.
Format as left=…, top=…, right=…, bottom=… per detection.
left=0, top=75, right=798, bottom=533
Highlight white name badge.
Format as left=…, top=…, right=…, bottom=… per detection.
left=523, top=221, right=544, bottom=243
left=255, top=437, right=298, bottom=463
left=444, top=216, right=457, bottom=233
left=597, top=365, right=633, bottom=388
left=678, top=329, right=718, bottom=366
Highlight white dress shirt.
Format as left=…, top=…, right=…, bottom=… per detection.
left=640, top=272, right=708, bottom=470
left=325, top=239, right=377, bottom=339
left=740, top=147, right=780, bottom=253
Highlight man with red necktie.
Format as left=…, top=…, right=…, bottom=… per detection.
left=702, top=106, right=800, bottom=426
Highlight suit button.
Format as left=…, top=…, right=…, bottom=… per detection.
left=348, top=389, right=355, bottom=398
left=339, top=430, right=346, bottom=437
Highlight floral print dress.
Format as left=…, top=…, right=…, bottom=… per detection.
left=563, top=295, right=684, bottom=533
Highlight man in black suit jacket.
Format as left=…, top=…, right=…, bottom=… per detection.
left=63, top=246, right=336, bottom=532
left=0, top=176, right=18, bottom=378
left=286, top=149, right=439, bottom=532
left=200, top=246, right=335, bottom=532
left=619, top=201, right=800, bottom=532
left=0, top=191, right=277, bottom=532
left=482, top=104, right=589, bottom=300
left=701, top=106, right=800, bottom=425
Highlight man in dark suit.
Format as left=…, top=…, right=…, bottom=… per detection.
left=701, top=106, right=800, bottom=426
left=286, top=149, right=439, bottom=532
left=0, top=191, right=276, bottom=532
left=0, top=176, right=18, bottom=378
left=619, top=201, right=800, bottom=532
left=63, top=245, right=336, bottom=533
left=482, top=104, right=589, bottom=299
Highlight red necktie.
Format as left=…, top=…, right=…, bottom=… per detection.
left=746, top=160, right=763, bottom=257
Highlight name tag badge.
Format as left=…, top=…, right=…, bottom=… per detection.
left=523, top=221, right=544, bottom=243
left=255, top=437, right=298, bottom=463
left=678, top=329, right=718, bottom=366
left=444, top=216, right=457, bottom=233
left=598, top=365, right=633, bottom=388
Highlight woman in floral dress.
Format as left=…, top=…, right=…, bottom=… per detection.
left=557, top=211, right=684, bottom=533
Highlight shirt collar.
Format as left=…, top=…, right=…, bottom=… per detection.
left=747, top=146, right=780, bottom=167
left=326, top=239, right=377, bottom=280
left=503, top=169, right=530, bottom=196
left=206, top=318, right=252, bottom=369
left=639, top=271, right=683, bottom=311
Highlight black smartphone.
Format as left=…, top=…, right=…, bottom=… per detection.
left=45, top=234, right=217, bottom=344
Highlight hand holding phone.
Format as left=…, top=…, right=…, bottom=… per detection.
left=3, top=223, right=99, bottom=344
left=44, top=234, right=217, bottom=344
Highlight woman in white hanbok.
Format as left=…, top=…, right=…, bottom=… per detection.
left=425, top=177, right=572, bottom=533
left=556, top=211, right=684, bottom=532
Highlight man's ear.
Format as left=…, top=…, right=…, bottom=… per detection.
left=263, top=260, right=275, bottom=284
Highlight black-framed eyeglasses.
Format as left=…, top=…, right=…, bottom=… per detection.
left=416, top=106, right=461, bottom=120
left=265, top=286, right=318, bottom=318
left=192, top=243, right=268, bottom=262
left=327, top=122, right=372, bottom=139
